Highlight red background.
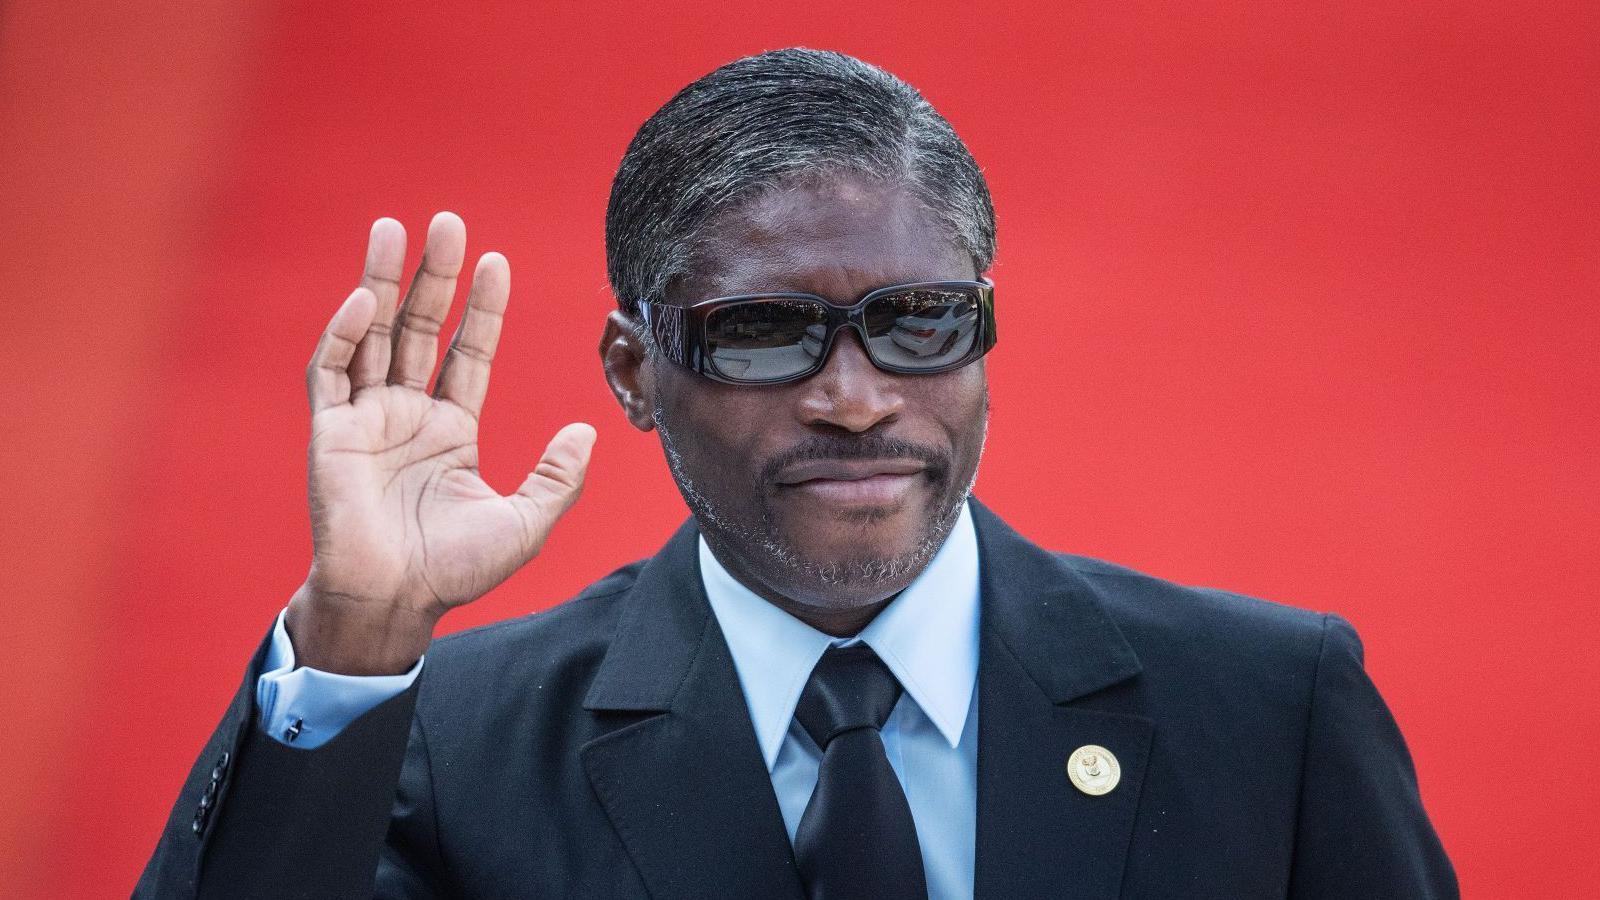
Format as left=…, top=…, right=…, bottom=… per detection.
left=3, top=1, right=1595, bottom=895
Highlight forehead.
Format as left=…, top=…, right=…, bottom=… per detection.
left=678, top=175, right=974, bottom=304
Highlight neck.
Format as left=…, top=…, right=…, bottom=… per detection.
left=765, top=594, right=895, bottom=638
left=700, top=533, right=912, bottom=637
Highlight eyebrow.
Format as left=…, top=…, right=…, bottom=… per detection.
left=686, top=270, right=976, bottom=305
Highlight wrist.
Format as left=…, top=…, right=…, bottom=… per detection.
left=285, top=583, right=438, bottom=675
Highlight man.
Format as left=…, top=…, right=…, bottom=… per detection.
left=138, top=49, right=1456, bottom=898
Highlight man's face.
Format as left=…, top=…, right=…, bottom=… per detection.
left=628, top=174, right=989, bottom=621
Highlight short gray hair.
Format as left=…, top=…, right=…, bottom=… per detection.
left=605, top=48, right=996, bottom=313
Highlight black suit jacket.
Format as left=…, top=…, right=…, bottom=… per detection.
left=137, top=500, right=1456, bottom=898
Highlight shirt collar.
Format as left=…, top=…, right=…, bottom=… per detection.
left=699, top=500, right=981, bottom=771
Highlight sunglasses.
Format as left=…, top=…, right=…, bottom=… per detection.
left=635, top=279, right=995, bottom=385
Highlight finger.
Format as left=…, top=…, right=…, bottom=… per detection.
left=511, top=423, right=598, bottom=534
left=307, top=287, right=377, bottom=414
left=389, top=211, right=466, bottom=389
left=348, top=218, right=407, bottom=389
left=433, top=252, right=510, bottom=419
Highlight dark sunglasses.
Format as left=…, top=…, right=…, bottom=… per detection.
left=635, top=279, right=995, bottom=385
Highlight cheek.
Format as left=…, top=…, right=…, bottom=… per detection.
left=658, top=378, right=779, bottom=471
left=913, top=368, right=989, bottom=435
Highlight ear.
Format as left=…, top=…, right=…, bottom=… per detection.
left=600, top=309, right=656, bottom=432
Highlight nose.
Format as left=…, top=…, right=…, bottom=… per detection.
left=797, top=326, right=904, bottom=432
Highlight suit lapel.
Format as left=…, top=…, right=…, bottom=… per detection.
left=970, top=500, right=1155, bottom=899
left=580, top=519, right=805, bottom=900
left=578, top=502, right=1153, bottom=899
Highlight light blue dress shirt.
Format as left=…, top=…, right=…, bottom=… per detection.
left=256, top=608, right=423, bottom=749
left=701, top=501, right=981, bottom=900
left=257, top=501, right=982, bottom=899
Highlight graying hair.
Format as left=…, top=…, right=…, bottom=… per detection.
left=605, top=48, right=996, bottom=313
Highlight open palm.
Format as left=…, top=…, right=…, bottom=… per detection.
left=292, top=213, right=594, bottom=672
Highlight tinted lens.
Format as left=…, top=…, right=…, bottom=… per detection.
left=863, top=288, right=982, bottom=369
left=704, top=298, right=830, bottom=382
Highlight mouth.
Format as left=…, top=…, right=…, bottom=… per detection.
left=773, top=458, right=929, bottom=507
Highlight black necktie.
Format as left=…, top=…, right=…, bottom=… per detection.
left=792, top=645, right=929, bottom=900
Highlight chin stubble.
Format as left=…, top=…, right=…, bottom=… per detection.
left=652, top=403, right=987, bottom=589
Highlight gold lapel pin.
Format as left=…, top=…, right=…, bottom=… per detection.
left=1066, top=744, right=1121, bottom=796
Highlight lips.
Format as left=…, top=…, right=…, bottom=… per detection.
left=773, top=457, right=928, bottom=507
left=773, top=457, right=929, bottom=485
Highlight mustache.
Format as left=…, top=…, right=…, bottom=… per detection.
left=759, top=433, right=951, bottom=485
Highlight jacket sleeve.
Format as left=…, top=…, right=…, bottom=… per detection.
left=134, top=625, right=424, bottom=899
left=1288, top=614, right=1459, bottom=898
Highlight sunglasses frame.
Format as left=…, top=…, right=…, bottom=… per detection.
left=635, top=278, right=996, bottom=386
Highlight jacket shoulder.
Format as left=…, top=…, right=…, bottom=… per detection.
left=415, top=559, right=646, bottom=710
left=1055, top=552, right=1334, bottom=687
left=1062, top=552, right=1327, bottom=633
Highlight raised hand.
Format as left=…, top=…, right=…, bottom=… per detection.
left=285, top=213, right=595, bottom=674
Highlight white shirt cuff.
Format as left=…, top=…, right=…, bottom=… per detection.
left=255, top=608, right=424, bottom=749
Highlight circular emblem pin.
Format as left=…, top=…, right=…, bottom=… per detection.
left=1066, top=744, right=1121, bottom=796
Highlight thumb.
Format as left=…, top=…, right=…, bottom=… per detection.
left=513, top=422, right=597, bottom=524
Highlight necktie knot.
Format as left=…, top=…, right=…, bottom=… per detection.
left=794, top=644, right=902, bottom=750
left=792, top=643, right=927, bottom=899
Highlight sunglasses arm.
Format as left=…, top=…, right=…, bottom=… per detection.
left=634, top=301, right=695, bottom=371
